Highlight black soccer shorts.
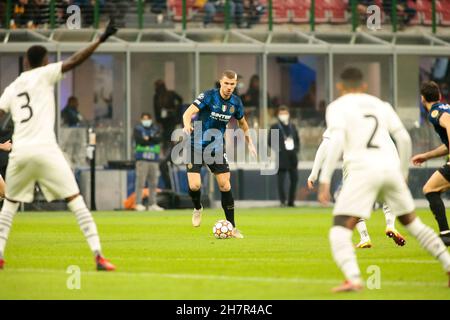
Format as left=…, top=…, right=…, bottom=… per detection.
left=438, top=163, right=450, bottom=183
left=186, top=146, right=230, bottom=174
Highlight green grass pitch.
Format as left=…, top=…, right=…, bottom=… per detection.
left=0, top=207, right=449, bottom=300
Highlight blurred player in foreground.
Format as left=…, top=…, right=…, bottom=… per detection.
left=318, top=68, right=450, bottom=292
left=308, top=129, right=406, bottom=248
left=412, top=81, right=450, bottom=246
left=182, top=70, right=257, bottom=238
left=0, top=20, right=118, bottom=271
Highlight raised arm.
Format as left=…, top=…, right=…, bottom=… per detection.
left=61, top=20, right=117, bottom=73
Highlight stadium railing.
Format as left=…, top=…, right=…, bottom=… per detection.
left=1, top=0, right=447, bottom=33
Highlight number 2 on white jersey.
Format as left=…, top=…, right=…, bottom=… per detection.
left=364, top=114, right=379, bottom=149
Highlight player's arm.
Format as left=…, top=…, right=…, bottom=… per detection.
left=411, top=112, right=450, bottom=166
left=412, top=144, right=448, bottom=165
left=237, top=117, right=257, bottom=158
left=182, top=104, right=200, bottom=135
left=61, top=20, right=117, bottom=73
left=307, top=137, right=330, bottom=189
left=318, top=104, right=344, bottom=205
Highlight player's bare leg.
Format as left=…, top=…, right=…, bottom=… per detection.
left=65, top=193, right=115, bottom=271
left=383, top=203, right=406, bottom=246
left=355, top=219, right=372, bottom=249
left=215, top=172, right=242, bottom=238
left=188, top=172, right=203, bottom=227
left=0, top=175, right=5, bottom=199
left=423, top=171, right=450, bottom=246
left=398, top=212, right=450, bottom=287
left=330, top=215, right=364, bottom=292
left=0, top=198, right=20, bottom=270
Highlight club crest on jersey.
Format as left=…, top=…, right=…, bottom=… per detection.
left=230, top=106, right=235, bottom=114
left=222, top=105, right=227, bottom=112
left=431, top=110, right=439, bottom=118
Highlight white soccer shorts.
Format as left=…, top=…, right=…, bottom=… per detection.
left=5, top=146, right=80, bottom=203
left=333, top=168, right=415, bottom=219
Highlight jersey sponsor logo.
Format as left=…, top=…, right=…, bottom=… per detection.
left=211, top=111, right=232, bottom=121
left=431, top=110, right=440, bottom=118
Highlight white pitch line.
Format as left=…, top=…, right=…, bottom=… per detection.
left=2, top=268, right=446, bottom=288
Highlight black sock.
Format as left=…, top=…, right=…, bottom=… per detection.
left=425, top=192, right=450, bottom=233
left=221, top=190, right=235, bottom=227
left=189, top=189, right=202, bottom=210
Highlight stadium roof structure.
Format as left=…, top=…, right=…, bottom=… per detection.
left=1, top=28, right=449, bottom=56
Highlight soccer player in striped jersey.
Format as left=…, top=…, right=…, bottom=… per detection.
left=182, top=70, right=257, bottom=238
left=412, top=81, right=450, bottom=246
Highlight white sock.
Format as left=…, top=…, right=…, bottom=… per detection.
left=383, top=203, right=395, bottom=230
left=68, top=196, right=102, bottom=256
left=0, top=200, right=20, bottom=258
left=356, top=219, right=370, bottom=242
left=329, top=226, right=362, bottom=284
left=405, top=217, right=450, bottom=272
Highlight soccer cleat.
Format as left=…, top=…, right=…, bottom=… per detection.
left=192, top=207, right=203, bottom=227
left=356, top=240, right=372, bottom=249
left=0, top=259, right=4, bottom=270
left=148, top=204, right=164, bottom=211
left=332, top=280, right=363, bottom=293
left=232, top=228, right=244, bottom=239
left=385, top=228, right=406, bottom=246
left=135, top=204, right=146, bottom=212
left=440, top=234, right=450, bottom=247
left=96, top=255, right=116, bottom=271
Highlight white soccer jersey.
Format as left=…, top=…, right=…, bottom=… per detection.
left=325, top=93, right=403, bottom=173
left=0, top=62, right=63, bottom=150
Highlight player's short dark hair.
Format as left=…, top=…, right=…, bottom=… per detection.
left=222, top=70, right=237, bottom=80
left=277, top=106, right=289, bottom=114
left=340, top=67, right=363, bottom=88
left=420, top=81, right=441, bottom=103
left=141, top=112, right=152, bottom=119
left=26, top=45, right=48, bottom=69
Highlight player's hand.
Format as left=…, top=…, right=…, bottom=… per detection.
left=307, top=179, right=315, bottom=190
left=411, top=153, right=427, bottom=166
left=0, top=140, right=12, bottom=152
left=248, top=142, right=257, bottom=159
left=318, top=183, right=331, bottom=205
left=183, top=125, right=193, bottom=136
left=99, top=18, right=118, bottom=43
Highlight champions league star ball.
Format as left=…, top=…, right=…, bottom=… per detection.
left=213, top=220, right=234, bottom=239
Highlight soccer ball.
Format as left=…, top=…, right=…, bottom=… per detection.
left=213, top=220, right=234, bottom=239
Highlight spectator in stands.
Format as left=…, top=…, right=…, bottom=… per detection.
left=33, top=0, right=50, bottom=27
left=382, top=0, right=417, bottom=28
left=350, top=0, right=375, bottom=28
left=153, top=79, right=183, bottom=151
left=244, top=0, right=265, bottom=28
left=61, top=96, right=84, bottom=127
left=73, top=0, right=95, bottom=27
left=203, top=0, right=244, bottom=28
left=12, top=0, right=36, bottom=28
left=148, top=0, right=167, bottom=24
left=241, top=74, right=272, bottom=110
left=269, top=106, right=300, bottom=207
